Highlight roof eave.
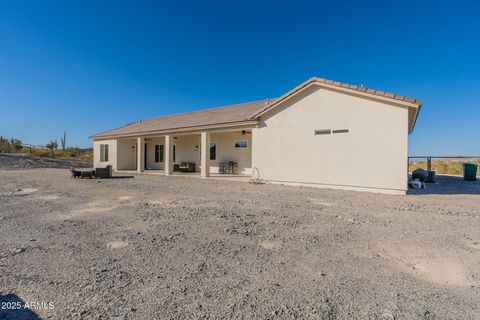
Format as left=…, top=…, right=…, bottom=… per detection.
left=90, top=119, right=259, bottom=140
left=409, top=103, right=422, bottom=134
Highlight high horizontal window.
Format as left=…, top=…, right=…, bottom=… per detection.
left=315, top=128, right=350, bottom=135
left=314, top=129, right=331, bottom=135
left=234, top=140, right=248, bottom=149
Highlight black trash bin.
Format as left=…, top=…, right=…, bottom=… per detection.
left=426, top=170, right=436, bottom=183
left=463, top=163, right=478, bottom=181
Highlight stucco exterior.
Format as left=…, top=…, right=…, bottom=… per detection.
left=117, top=139, right=136, bottom=170
left=94, top=132, right=252, bottom=175
left=91, top=77, right=420, bottom=195
left=252, top=86, right=409, bottom=194
left=93, top=139, right=117, bottom=170
left=209, top=131, right=252, bottom=174
left=145, top=137, right=165, bottom=170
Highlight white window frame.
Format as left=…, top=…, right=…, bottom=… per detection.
left=155, top=144, right=164, bottom=163
left=210, top=142, right=217, bottom=160
left=100, top=144, right=109, bottom=162
left=234, top=140, right=248, bottom=149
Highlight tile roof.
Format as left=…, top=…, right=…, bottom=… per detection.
left=251, top=77, right=422, bottom=134
left=91, top=77, right=421, bottom=139
left=91, top=99, right=278, bottom=139
left=261, top=77, right=422, bottom=109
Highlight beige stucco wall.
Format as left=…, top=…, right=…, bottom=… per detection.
left=174, top=135, right=201, bottom=170
left=252, top=86, right=409, bottom=194
left=142, top=133, right=252, bottom=174
left=117, top=139, right=136, bottom=170
left=145, top=137, right=166, bottom=170
left=209, top=131, right=252, bottom=174
left=93, top=139, right=117, bottom=170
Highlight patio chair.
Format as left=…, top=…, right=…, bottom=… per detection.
left=228, top=162, right=238, bottom=174
left=70, top=169, right=81, bottom=179
left=95, top=165, right=113, bottom=178
left=80, top=170, right=95, bottom=179
left=179, top=162, right=196, bottom=172
left=218, top=162, right=227, bottom=174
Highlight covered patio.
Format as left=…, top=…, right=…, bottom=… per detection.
left=115, top=128, right=253, bottom=178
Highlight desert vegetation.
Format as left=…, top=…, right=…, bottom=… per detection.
left=409, top=159, right=480, bottom=176
left=0, top=135, right=92, bottom=163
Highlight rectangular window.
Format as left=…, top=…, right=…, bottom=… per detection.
left=332, top=129, right=349, bottom=134
left=234, top=140, right=248, bottom=149
left=314, top=129, right=331, bottom=135
left=173, top=145, right=176, bottom=162
left=210, top=142, right=216, bottom=160
left=155, top=145, right=164, bottom=163
left=100, top=144, right=109, bottom=162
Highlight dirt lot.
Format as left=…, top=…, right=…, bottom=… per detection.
left=1, top=169, right=479, bottom=319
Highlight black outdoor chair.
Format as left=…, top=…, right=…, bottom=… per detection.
left=95, top=165, right=113, bottom=178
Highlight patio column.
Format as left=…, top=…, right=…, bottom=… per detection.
left=137, top=137, right=144, bottom=173
left=200, top=131, right=210, bottom=178
left=114, top=139, right=119, bottom=171
left=164, top=135, right=173, bottom=175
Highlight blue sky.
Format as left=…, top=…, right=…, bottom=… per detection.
left=1, top=1, right=479, bottom=155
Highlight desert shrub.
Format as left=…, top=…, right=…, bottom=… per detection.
left=409, top=160, right=480, bottom=175
left=10, top=138, right=23, bottom=151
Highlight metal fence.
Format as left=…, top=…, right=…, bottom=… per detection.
left=0, top=142, right=92, bottom=161
left=21, top=143, right=51, bottom=156
left=408, top=156, right=480, bottom=174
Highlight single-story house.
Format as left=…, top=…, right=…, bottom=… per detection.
left=90, top=77, right=422, bottom=194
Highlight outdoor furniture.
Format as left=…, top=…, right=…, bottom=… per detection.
left=173, top=162, right=196, bottom=172
left=218, top=162, right=227, bottom=174
left=70, top=169, right=81, bottom=178
left=71, top=169, right=96, bottom=179
left=95, top=165, right=112, bottom=178
left=178, top=162, right=196, bottom=172
left=219, top=161, right=238, bottom=174
left=80, top=170, right=95, bottom=179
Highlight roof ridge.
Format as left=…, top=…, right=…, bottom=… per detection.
left=311, top=77, right=422, bottom=105
left=90, top=98, right=278, bottom=139
left=89, top=121, right=140, bottom=139
left=249, top=76, right=422, bottom=134
left=138, top=98, right=277, bottom=124
left=91, top=76, right=422, bottom=139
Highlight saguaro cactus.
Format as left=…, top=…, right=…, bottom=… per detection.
left=60, top=130, right=66, bottom=154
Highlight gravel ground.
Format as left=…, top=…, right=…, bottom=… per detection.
left=0, top=169, right=479, bottom=319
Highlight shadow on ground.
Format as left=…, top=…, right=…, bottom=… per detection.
left=0, top=294, right=42, bottom=320
left=408, top=175, right=480, bottom=195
